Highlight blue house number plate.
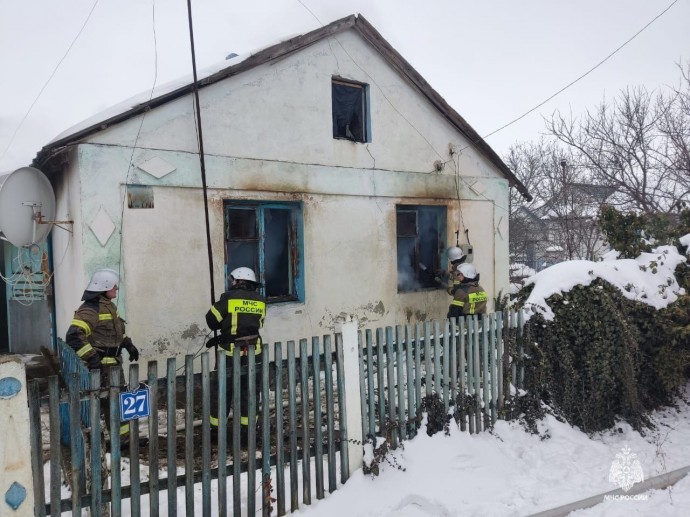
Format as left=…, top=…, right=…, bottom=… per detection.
left=119, top=386, right=151, bottom=421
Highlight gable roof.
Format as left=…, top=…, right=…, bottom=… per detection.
left=34, top=14, right=530, bottom=200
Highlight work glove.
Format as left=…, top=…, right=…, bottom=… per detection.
left=205, top=335, right=222, bottom=349
left=122, top=337, right=139, bottom=362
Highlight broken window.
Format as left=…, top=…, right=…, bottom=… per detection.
left=225, top=202, right=304, bottom=302
left=332, top=78, right=369, bottom=142
left=396, top=205, right=447, bottom=292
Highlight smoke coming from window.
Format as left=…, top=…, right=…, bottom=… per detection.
left=396, top=205, right=446, bottom=292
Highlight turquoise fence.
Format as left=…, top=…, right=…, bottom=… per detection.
left=28, top=311, right=525, bottom=516
left=29, top=335, right=349, bottom=516
left=358, top=311, right=526, bottom=444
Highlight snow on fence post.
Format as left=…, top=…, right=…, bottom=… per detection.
left=0, top=356, right=36, bottom=517
left=338, top=318, right=364, bottom=476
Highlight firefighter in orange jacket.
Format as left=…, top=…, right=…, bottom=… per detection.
left=205, top=267, right=266, bottom=443
left=66, top=268, right=139, bottom=442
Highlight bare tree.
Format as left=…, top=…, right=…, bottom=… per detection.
left=506, top=140, right=551, bottom=267
left=547, top=82, right=690, bottom=214
left=658, top=63, right=690, bottom=193
left=508, top=63, right=690, bottom=271
left=507, top=139, right=610, bottom=269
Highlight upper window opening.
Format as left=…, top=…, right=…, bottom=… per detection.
left=332, top=79, right=369, bottom=143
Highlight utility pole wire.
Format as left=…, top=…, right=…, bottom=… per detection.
left=0, top=0, right=101, bottom=163
left=185, top=0, right=216, bottom=308
left=475, top=0, right=680, bottom=146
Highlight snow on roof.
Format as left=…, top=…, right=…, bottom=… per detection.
left=37, top=14, right=532, bottom=200
left=50, top=53, right=249, bottom=143
left=50, top=30, right=302, bottom=144
left=522, top=244, right=687, bottom=321
left=510, top=263, right=536, bottom=277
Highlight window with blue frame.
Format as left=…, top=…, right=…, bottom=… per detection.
left=396, top=205, right=447, bottom=292
left=225, top=202, right=304, bottom=302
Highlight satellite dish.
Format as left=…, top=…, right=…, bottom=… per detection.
left=0, top=166, right=56, bottom=248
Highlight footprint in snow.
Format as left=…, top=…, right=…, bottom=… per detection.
left=389, top=494, right=453, bottom=517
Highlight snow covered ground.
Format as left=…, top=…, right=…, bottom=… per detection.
left=47, top=386, right=690, bottom=516
left=296, top=384, right=690, bottom=517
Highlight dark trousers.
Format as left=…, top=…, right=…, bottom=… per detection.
left=100, top=363, right=131, bottom=440
left=210, top=353, right=263, bottom=430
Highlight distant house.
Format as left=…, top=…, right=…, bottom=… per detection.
left=20, top=14, right=529, bottom=360
left=511, top=182, right=614, bottom=272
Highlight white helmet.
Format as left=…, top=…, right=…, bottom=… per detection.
left=456, top=263, right=478, bottom=280
left=447, top=246, right=465, bottom=262
left=230, top=267, right=257, bottom=283
left=87, top=268, right=120, bottom=291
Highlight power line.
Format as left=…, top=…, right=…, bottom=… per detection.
left=117, top=0, right=160, bottom=307
left=0, top=0, right=101, bottom=164
left=474, top=0, right=680, bottom=145
left=295, top=0, right=322, bottom=26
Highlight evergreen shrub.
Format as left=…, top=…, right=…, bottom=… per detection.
left=513, top=278, right=690, bottom=433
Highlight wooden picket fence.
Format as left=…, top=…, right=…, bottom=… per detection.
left=358, top=311, right=526, bottom=447
left=27, top=310, right=526, bottom=516
left=29, top=336, right=350, bottom=516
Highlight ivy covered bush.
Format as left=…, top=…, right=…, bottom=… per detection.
left=599, top=204, right=690, bottom=260
left=510, top=206, right=690, bottom=432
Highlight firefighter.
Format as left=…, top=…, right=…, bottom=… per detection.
left=447, top=263, right=488, bottom=318
left=205, top=267, right=266, bottom=444
left=435, top=246, right=467, bottom=295
left=66, top=268, right=140, bottom=444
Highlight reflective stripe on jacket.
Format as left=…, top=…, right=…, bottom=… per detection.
left=447, top=283, right=488, bottom=318
left=205, top=287, right=266, bottom=355
left=66, top=294, right=126, bottom=362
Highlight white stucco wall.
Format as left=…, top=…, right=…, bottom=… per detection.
left=51, top=28, right=511, bottom=362
left=51, top=147, right=87, bottom=342
left=87, top=31, right=502, bottom=180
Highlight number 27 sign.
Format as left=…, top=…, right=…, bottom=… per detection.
left=119, top=386, right=151, bottom=422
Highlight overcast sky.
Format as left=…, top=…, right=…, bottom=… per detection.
left=1, top=0, right=688, bottom=174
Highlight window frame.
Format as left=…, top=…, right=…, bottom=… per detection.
left=224, top=201, right=305, bottom=304
left=396, top=204, right=447, bottom=293
left=331, top=77, right=370, bottom=143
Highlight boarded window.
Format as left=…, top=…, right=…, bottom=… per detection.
left=332, top=79, right=369, bottom=142
left=396, top=205, right=447, bottom=292
left=225, top=202, right=304, bottom=303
